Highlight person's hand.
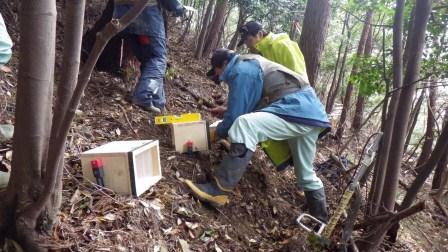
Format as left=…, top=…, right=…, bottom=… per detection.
left=211, top=106, right=227, bottom=119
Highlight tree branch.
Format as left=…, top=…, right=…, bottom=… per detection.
left=354, top=201, right=425, bottom=230
left=21, top=0, right=150, bottom=222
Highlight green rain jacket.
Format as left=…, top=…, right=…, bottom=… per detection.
left=255, top=32, right=308, bottom=82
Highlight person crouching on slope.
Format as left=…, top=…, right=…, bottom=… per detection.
left=184, top=49, right=330, bottom=223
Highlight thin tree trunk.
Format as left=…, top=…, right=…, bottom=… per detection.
left=335, top=10, right=373, bottom=140
left=216, top=7, right=230, bottom=48
left=326, top=29, right=351, bottom=114
left=299, top=0, right=331, bottom=86
left=202, top=0, right=228, bottom=57
left=194, top=0, right=207, bottom=47
left=228, top=7, right=247, bottom=50
left=195, top=0, right=215, bottom=59
left=0, top=0, right=57, bottom=250
left=416, top=85, right=437, bottom=167
left=326, top=12, right=349, bottom=113
left=352, top=17, right=374, bottom=130
left=360, top=1, right=432, bottom=250
left=432, top=106, right=448, bottom=189
left=367, top=0, right=405, bottom=218
left=401, top=123, right=448, bottom=209
left=404, top=88, right=425, bottom=152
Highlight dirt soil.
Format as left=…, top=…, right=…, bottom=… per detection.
left=0, top=2, right=447, bottom=252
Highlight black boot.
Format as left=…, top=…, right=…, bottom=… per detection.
left=305, top=187, right=329, bottom=223
left=185, top=143, right=253, bottom=206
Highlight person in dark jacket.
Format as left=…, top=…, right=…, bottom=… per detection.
left=185, top=49, right=330, bottom=223
left=114, top=0, right=183, bottom=113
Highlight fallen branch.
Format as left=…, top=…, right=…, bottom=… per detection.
left=354, top=201, right=425, bottom=230
left=117, top=104, right=139, bottom=138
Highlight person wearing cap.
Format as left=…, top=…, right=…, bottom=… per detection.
left=114, top=0, right=183, bottom=113
left=185, top=49, right=330, bottom=223
left=239, top=21, right=309, bottom=193
left=238, top=21, right=307, bottom=80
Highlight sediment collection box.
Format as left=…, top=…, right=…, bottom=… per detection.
left=80, top=140, right=161, bottom=196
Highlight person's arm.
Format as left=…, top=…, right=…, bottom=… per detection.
left=216, top=69, right=263, bottom=137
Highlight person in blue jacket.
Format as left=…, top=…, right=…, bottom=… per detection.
left=114, top=0, right=183, bottom=113
left=185, top=49, right=331, bottom=223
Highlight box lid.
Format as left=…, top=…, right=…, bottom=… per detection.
left=82, top=140, right=155, bottom=154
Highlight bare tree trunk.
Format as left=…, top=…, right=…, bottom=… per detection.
left=0, top=1, right=148, bottom=250
left=299, top=0, right=331, bottom=87
left=367, top=0, right=405, bottom=218
left=352, top=17, right=374, bottom=130
left=401, top=123, right=448, bottom=209
left=432, top=106, right=448, bottom=189
left=404, top=88, right=425, bottom=152
left=228, top=7, right=248, bottom=50
left=0, top=0, right=57, bottom=250
left=195, top=0, right=215, bottom=59
left=325, top=12, right=349, bottom=113
left=194, top=0, right=207, bottom=47
left=360, top=1, right=432, bottom=250
left=202, top=0, right=228, bottom=57
left=416, top=85, right=437, bottom=167
left=335, top=10, right=373, bottom=140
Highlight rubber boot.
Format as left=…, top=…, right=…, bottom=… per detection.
left=304, top=187, right=329, bottom=223
left=185, top=143, right=254, bottom=207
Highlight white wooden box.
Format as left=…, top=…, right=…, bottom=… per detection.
left=170, top=121, right=210, bottom=153
left=80, top=140, right=161, bottom=196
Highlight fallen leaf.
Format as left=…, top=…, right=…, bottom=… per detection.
left=162, top=227, right=173, bottom=234
left=214, top=243, right=223, bottom=252
left=178, top=239, right=191, bottom=252
left=5, top=151, right=12, bottom=161
left=0, top=65, right=12, bottom=73
left=185, top=222, right=199, bottom=230
left=103, top=213, right=117, bottom=221
left=69, top=189, right=81, bottom=204
left=139, top=200, right=149, bottom=208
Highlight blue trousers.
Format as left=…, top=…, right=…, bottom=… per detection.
left=128, top=34, right=167, bottom=109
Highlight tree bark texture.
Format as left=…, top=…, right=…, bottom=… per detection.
left=404, top=88, right=425, bottom=152
left=202, top=0, right=228, bottom=57
left=360, top=1, right=432, bottom=250
left=195, top=0, right=215, bottom=59
left=367, top=0, right=405, bottom=217
left=0, top=1, right=147, bottom=250
left=416, top=85, right=437, bottom=168
left=299, top=0, right=331, bottom=87
left=432, top=106, right=448, bottom=190
left=335, top=10, right=373, bottom=140
left=352, top=17, right=374, bottom=130
left=401, top=123, right=448, bottom=209
left=0, top=0, right=57, bottom=250
left=325, top=12, right=349, bottom=113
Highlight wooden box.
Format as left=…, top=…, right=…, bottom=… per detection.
left=80, top=140, right=161, bottom=196
left=170, top=121, right=210, bottom=153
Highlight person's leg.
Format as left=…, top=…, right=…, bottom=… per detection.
left=288, top=132, right=328, bottom=222
left=186, top=112, right=319, bottom=206
left=130, top=35, right=167, bottom=112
